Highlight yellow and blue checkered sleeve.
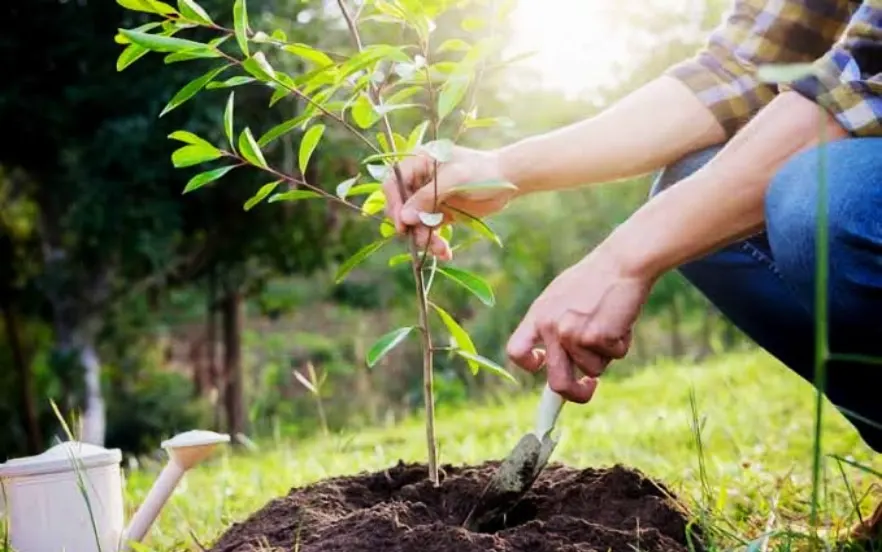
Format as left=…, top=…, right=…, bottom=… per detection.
left=786, top=1, right=882, bottom=136
left=665, top=0, right=855, bottom=137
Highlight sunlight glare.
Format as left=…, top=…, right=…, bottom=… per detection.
left=509, top=0, right=631, bottom=97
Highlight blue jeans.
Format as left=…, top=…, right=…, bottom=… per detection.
left=650, top=138, right=882, bottom=452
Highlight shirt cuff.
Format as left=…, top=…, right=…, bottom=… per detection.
left=665, top=52, right=779, bottom=138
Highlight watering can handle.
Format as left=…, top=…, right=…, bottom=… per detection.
left=534, top=383, right=565, bottom=438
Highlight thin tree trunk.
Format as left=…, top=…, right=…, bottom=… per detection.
left=2, top=304, right=41, bottom=454
left=669, top=297, right=684, bottom=358
left=222, top=289, right=244, bottom=437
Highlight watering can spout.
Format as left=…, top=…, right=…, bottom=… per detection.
left=122, top=430, right=229, bottom=548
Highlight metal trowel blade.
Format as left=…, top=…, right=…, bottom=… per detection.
left=462, top=430, right=558, bottom=532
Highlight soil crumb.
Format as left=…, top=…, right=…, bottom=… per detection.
left=209, top=461, right=703, bottom=552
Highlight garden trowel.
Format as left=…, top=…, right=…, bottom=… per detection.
left=463, top=383, right=565, bottom=532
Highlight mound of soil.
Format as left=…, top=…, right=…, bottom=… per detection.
left=209, top=461, right=703, bottom=552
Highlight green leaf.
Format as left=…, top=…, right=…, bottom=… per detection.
left=167, top=130, right=212, bottom=147
left=348, top=183, right=381, bottom=196
left=177, top=0, right=213, bottom=23
left=244, top=180, right=282, bottom=210
left=449, top=179, right=517, bottom=195
left=388, top=253, right=411, bottom=267
left=436, top=266, right=494, bottom=306
left=455, top=351, right=517, bottom=383
left=257, top=113, right=310, bottom=147
left=418, top=212, right=444, bottom=227
left=233, top=0, right=249, bottom=56
left=422, top=139, right=453, bottom=163
left=160, top=65, right=227, bottom=117
left=163, top=48, right=223, bottom=63
left=757, top=62, right=815, bottom=83
left=271, top=29, right=288, bottom=42
left=242, top=52, right=275, bottom=81
left=430, top=303, right=478, bottom=373
left=361, top=151, right=414, bottom=165
left=118, top=29, right=209, bottom=53
left=361, top=190, right=386, bottom=215
left=117, top=0, right=176, bottom=14
left=438, top=76, right=469, bottom=120
left=183, top=165, right=236, bottom=193
left=115, top=22, right=161, bottom=44
left=351, top=94, right=377, bottom=129
left=117, top=44, right=149, bottom=71
left=366, top=326, right=414, bottom=368
left=237, top=128, right=267, bottom=168
left=461, top=16, right=486, bottom=32
left=407, top=121, right=430, bottom=152
left=379, top=218, right=396, bottom=237
left=335, top=176, right=360, bottom=198
left=335, top=238, right=390, bottom=283
left=464, top=116, right=514, bottom=129
left=464, top=216, right=502, bottom=247
left=386, top=85, right=423, bottom=105
left=283, top=43, right=334, bottom=68
left=299, top=124, right=325, bottom=174
left=206, top=76, right=256, bottom=89
left=224, top=92, right=235, bottom=150
left=268, top=189, right=322, bottom=203
left=366, top=164, right=389, bottom=182
left=171, top=144, right=222, bottom=168
left=436, top=38, right=471, bottom=53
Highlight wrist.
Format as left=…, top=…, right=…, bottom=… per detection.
left=494, top=138, right=538, bottom=197
left=589, top=237, right=663, bottom=285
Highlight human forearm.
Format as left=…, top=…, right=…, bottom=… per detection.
left=496, top=75, right=726, bottom=195
left=601, top=91, right=849, bottom=281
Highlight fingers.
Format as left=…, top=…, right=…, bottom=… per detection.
left=382, top=154, right=431, bottom=233
left=412, top=226, right=452, bottom=261
left=399, top=168, right=460, bottom=227
left=558, top=310, right=630, bottom=363
left=539, top=323, right=597, bottom=404
left=506, top=314, right=543, bottom=372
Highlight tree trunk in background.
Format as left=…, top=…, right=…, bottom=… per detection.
left=669, top=298, right=684, bottom=358
left=207, top=269, right=221, bottom=428
left=222, top=289, right=245, bottom=437
left=353, top=319, right=377, bottom=424
left=2, top=304, right=41, bottom=454
left=723, top=319, right=737, bottom=351
left=79, top=340, right=106, bottom=445
left=631, top=324, right=645, bottom=363
left=694, top=305, right=715, bottom=362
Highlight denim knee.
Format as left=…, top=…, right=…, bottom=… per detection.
left=765, top=139, right=882, bottom=323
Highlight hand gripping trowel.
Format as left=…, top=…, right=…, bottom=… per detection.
left=462, top=383, right=565, bottom=532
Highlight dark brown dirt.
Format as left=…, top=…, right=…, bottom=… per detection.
left=209, top=461, right=704, bottom=552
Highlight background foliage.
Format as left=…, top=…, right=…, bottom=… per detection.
left=0, top=0, right=751, bottom=461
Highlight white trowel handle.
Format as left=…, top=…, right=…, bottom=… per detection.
left=534, top=383, right=565, bottom=438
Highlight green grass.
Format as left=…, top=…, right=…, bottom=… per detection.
left=124, top=351, right=881, bottom=551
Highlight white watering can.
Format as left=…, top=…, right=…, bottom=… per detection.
left=0, top=429, right=230, bottom=552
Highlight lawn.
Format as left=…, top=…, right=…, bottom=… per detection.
left=125, top=351, right=881, bottom=551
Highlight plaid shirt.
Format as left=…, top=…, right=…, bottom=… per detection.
left=667, top=0, right=882, bottom=137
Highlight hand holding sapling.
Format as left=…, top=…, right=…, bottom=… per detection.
left=382, top=144, right=517, bottom=260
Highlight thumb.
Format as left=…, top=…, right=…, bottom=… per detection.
left=399, top=170, right=456, bottom=226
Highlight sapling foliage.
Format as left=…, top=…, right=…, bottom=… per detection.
left=114, top=0, right=521, bottom=484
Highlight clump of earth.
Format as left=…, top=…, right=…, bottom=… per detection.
left=209, top=461, right=703, bottom=552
